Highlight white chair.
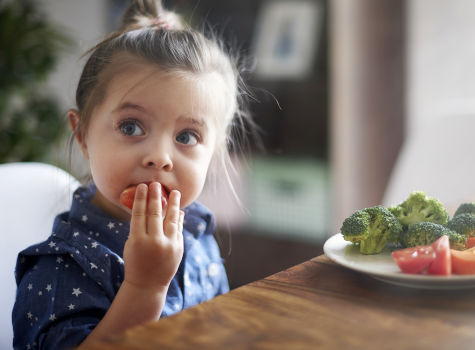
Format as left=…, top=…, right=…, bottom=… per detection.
left=0, top=162, right=80, bottom=348
left=383, top=114, right=475, bottom=215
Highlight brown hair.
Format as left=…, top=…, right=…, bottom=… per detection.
left=72, top=0, right=255, bottom=199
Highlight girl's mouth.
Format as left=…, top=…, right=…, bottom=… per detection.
left=119, top=183, right=169, bottom=211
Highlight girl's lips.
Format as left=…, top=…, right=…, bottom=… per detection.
left=119, top=183, right=169, bottom=210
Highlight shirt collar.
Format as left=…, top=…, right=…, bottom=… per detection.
left=68, top=184, right=130, bottom=257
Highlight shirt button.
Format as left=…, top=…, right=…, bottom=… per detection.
left=208, top=262, right=220, bottom=277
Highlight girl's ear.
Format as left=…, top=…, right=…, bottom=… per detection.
left=68, top=109, right=89, bottom=159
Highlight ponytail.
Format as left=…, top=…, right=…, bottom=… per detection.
left=120, top=0, right=183, bottom=31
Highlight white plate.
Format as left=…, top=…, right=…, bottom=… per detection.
left=323, top=233, right=475, bottom=290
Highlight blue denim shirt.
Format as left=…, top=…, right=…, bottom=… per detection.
left=12, top=185, right=229, bottom=349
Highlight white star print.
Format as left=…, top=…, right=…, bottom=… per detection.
left=45, top=284, right=52, bottom=292
left=38, top=291, right=42, bottom=296
left=56, top=257, right=63, bottom=264
left=68, top=304, right=75, bottom=310
left=27, top=312, right=33, bottom=319
left=48, top=241, right=56, bottom=248
left=72, top=288, right=82, bottom=297
left=91, top=242, right=99, bottom=248
left=73, top=232, right=79, bottom=237
left=82, top=215, right=88, bottom=222
left=90, top=262, right=98, bottom=269
left=184, top=273, right=191, bottom=287
left=27, top=283, right=33, bottom=291
left=208, top=263, right=220, bottom=277
left=107, top=222, right=115, bottom=230
left=49, top=314, right=56, bottom=321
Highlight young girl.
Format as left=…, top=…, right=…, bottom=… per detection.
left=12, top=1, right=252, bottom=348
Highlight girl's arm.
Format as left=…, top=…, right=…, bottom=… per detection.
left=78, top=183, right=184, bottom=346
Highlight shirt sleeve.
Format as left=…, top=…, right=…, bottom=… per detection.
left=13, top=253, right=111, bottom=350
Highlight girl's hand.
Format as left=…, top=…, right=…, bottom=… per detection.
left=123, top=182, right=184, bottom=291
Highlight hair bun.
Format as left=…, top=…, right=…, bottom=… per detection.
left=121, top=0, right=183, bottom=31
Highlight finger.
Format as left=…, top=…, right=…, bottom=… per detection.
left=130, top=183, right=148, bottom=236
left=147, top=182, right=162, bottom=236
left=177, top=210, right=184, bottom=239
left=163, top=190, right=181, bottom=238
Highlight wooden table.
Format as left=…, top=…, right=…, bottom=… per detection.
left=83, top=255, right=475, bottom=349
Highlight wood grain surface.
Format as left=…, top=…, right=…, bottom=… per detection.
left=82, top=255, right=475, bottom=349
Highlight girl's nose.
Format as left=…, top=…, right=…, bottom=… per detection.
left=143, top=146, right=173, bottom=171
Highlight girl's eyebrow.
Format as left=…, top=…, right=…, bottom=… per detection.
left=114, top=102, right=208, bottom=128
left=181, top=116, right=209, bottom=131
left=185, top=117, right=205, bottom=127
left=113, top=102, right=146, bottom=113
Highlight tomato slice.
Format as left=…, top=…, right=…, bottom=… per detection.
left=451, top=247, right=475, bottom=275
left=119, top=184, right=168, bottom=211
left=119, top=186, right=136, bottom=210
left=427, top=235, right=451, bottom=276
left=392, top=246, right=436, bottom=274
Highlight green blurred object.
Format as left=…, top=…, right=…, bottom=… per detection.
left=0, top=0, right=71, bottom=163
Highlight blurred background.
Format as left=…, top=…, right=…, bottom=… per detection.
left=2, top=0, right=475, bottom=289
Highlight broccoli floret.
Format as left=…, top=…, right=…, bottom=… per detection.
left=340, top=206, right=403, bottom=255
left=389, top=191, right=449, bottom=230
left=447, top=213, right=475, bottom=238
left=453, top=202, right=475, bottom=217
left=403, top=222, right=466, bottom=250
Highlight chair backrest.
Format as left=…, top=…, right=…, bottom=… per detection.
left=0, top=162, right=80, bottom=348
left=382, top=114, right=475, bottom=215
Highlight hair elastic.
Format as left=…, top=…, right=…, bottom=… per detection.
left=152, top=16, right=171, bottom=29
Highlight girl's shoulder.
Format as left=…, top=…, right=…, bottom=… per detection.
left=183, top=201, right=215, bottom=238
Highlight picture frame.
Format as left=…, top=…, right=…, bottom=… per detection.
left=252, top=0, right=323, bottom=80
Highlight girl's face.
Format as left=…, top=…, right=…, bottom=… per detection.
left=71, top=62, right=223, bottom=221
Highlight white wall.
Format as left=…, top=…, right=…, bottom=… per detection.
left=381, top=0, right=475, bottom=209
left=40, top=0, right=109, bottom=111
left=38, top=0, right=109, bottom=177
left=407, top=0, right=475, bottom=133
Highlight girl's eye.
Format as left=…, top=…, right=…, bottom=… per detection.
left=119, top=120, right=144, bottom=136
left=176, top=130, right=199, bottom=146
